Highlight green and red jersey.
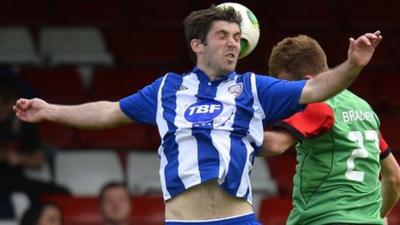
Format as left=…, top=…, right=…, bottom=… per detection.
left=275, top=90, right=390, bottom=225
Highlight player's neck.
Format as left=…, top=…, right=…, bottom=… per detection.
left=196, top=64, right=230, bottom=81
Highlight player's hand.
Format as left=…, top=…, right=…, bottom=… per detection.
left=348, top=30, right=382, bottom=67
left=13, top=98, right=51, bottom=123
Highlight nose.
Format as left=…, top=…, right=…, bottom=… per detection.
left=227, top=35, right=239, bottom=48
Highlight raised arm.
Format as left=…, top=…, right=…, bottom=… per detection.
left=299, top=31, right=382, bottom=104
left=13, top=98, right=133, bottom=129
left=380, top=153, right=400, bottom=218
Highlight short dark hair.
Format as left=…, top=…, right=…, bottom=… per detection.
left=183, top=5, right=242, bottom=62
left=99, top=181, right=129, bottom=204
left=268, top=35, right=328, bottom=80
left=20, top=203, right=63, bottom=225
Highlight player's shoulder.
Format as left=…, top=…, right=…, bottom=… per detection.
left=159, top=71, right=186, bottom=83
left=331, top=90, right=375, bottom=110
left=238, top=72, right=276, bottom=79
left=302, top=102, right=334, bottom=117
left=238, top=72, right=280, bottom=84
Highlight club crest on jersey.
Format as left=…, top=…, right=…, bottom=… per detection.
left=184, top=100, right=223, bottom=123
left=179, top=85, right=188, bottom=91
left=228, top=83, right=243, bottom=97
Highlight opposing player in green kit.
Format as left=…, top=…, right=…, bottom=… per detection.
left=261, top=34, right=400, bottom=225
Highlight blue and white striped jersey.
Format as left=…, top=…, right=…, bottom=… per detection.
left=120, top=67, right=306, bottom=204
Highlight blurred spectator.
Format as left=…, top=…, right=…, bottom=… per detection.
left=20, top=203, right=63, bottom=225
left=0, top=73, right=69, bottom=219
left=99, top=182, right=131, bottom=225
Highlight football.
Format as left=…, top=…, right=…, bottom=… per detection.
left=217, top=2, right=260, bottom=59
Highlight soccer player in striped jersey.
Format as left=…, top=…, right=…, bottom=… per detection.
left=13, top=6, right=382, bottom=225
left=261, top=35, right=400, bottom=225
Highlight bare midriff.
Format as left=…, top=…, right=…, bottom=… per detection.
left=165, top=180, right=253, bottom=220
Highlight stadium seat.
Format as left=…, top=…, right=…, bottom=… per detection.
left=266, top=154, right=297, bottom=196
left=54, top=150, right=124, bottom=196
left=125, top=1, right=192, bottom=27
left=103, top=28, right=187, bottom=66
left=347, top=71, right=380, bottom=109
left=127, top=151, right=161, bottom=195
left=265, top=0, right=335, bottom=29
left=0, top=27, right=41, bottom=65
left=80, top=124, right=159, bottom=150
left=375, top=73, right=400, bottom=112
left=131, top=196, right=165, bottom=225
left=387, top=202, right=400, bottom=224
left=40, top=195, right=165, bottom=225
left=24, top=160, right=52, bottom=182
left=367, top=37, right=398, bottom=68
left=0, top=220, right=17, bottom=225
left=38, top=122, right=81, bottom=149
left=11, top=192, right=30, bottom=221
left=40, top=194, right=102, bottom=225
left=89, top=67, right=164, bottom=101
left=258, top=197, right=292, bottom=225
left=0, top=0, right=49, bottom=25
left=380, top=114, right=400, bottom=150
left=251, top=157, right=279, bottom=216
left=19, top=67, right=86, bottom=104
left=251, top=157, right=278, bottom=196
left=338, top=0, right=400, bottom=28
left=39, top=27, right=114, bottom=66
left=54, top=0, right=122, bottom=25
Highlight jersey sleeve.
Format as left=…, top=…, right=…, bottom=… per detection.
left=256, top=75, right=307, bottom=125
left=119, top=77, right=163, bottom=125
left=273, top=102, right=335, bottom=141
left=379, top=132, right=392, bottom=160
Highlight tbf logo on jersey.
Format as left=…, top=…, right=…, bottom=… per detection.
left=184, top=100, right=223, bottom=123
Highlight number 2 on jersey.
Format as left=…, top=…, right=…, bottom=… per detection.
left=345, top=130, right=378, bottom=182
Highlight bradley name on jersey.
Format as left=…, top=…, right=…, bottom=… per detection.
left=341, top=109, right=374, bottom=123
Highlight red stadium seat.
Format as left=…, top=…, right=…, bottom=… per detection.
left=40, top=194, right=102, bottom=225
left=125, top=1, right=193, bottom=27
left=103, top=28, right=188, bottom=66
left=265, top=0, right=334, bottom=29
left=39, top=122, right=81, bottom=149
left=0, top=0, right=50, bottom=25
left=338, top=0, right=400, bottom=28
left=53, top=0, right=122, bottom=25
left=80, top=124, right=160, bottom=150
left=375, top=73, right=400, bottom=113
left=89, top=67, right=164, bottom=101
left=266, top=154, right=297, bottom=196
left=367, top=37, right=398, bottom=68
left=347, top=71, right=380, bottom=109
left=131, top=196, right=165, bottom=225
left=19, top=67, right=86, bottom=104
left=380, top=114, right=400, bottom=150
left=387, top=203, right=400, bottom=224
left=40, top=195, right=165, bottom=225
left=258, top=197, right=292, bottom=225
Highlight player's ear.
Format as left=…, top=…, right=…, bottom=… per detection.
left=191, top=39, right=204, bottom=54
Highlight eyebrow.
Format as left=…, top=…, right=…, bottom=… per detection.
left=215, top=29, right=240, bottom=36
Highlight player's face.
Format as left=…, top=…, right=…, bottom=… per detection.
left=101, top=186, right=131, bottom=224
left=202, top=21, right=241, bottom=76
left=37, top=206, right=62, bottom=225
